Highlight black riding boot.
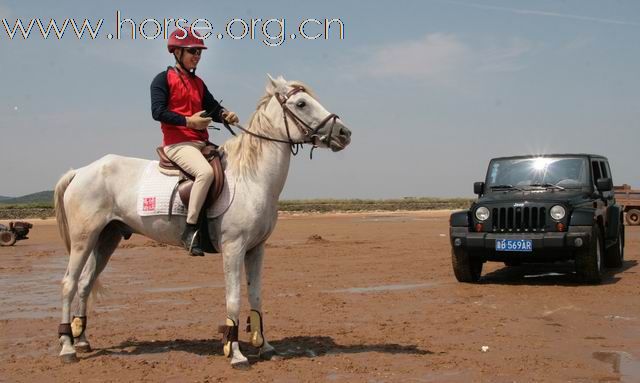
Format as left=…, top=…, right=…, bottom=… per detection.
left=182, top=223, right=204, bottom=256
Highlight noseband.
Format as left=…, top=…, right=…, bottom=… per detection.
left=222, top=87, right=339, bottom=156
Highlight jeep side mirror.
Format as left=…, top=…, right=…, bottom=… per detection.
left=474, top=182, right=485, bottom=196
left=596, top=177, right=613, bottom=192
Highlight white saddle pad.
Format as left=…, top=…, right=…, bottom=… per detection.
left=136, top=161, right=236, bottom=218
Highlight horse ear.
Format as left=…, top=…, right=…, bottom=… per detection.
left=267, top=73, right=277, bottom=87
left=267, top=74, right=288, bottom=94
left=266, top=73, right=279, bottom=93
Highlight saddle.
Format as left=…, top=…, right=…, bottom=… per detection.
left=156, top=143, right=225, bottom=253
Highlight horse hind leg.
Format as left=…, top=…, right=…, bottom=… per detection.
left=244, top=243, right=278, bottom=360
left=73, top=223, right=122, bottom=352
left=59, top=222, right=108, bottom=363
left=71, top=252, right=97, bottom=353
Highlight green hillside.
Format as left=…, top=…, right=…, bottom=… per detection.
left=0, top=191, right=54, bottom=205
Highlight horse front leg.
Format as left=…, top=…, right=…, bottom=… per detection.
left=221, top=240, right=250, bottom=369
left=245, top=243, right=278, bottom=360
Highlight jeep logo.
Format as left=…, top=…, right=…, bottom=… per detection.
left=513, top=203, right=525, bottom=207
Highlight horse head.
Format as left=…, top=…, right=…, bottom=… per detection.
left=265, top=74, right=352, bottom=152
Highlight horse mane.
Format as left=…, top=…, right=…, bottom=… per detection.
left=220, top=80, right=316, bottom=177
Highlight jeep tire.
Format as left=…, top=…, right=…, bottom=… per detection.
left=0, top=231, right=17, bottom=246
left=452, top=247, right=483, bottom=283
left=604, top=224, right=624, bottom=268
left=626, top=209, right=640, bottom=226
left=575, top=225, right=604, bottom=284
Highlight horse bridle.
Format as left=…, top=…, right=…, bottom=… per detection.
left=222, top=87, right=339, bottom=156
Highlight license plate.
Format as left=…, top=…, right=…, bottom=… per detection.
left=495, top=239, right=533, bottom=252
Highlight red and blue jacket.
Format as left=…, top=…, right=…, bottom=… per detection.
left=150, top=67, right=225, bottom=146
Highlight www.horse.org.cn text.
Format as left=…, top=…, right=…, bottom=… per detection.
left=1, top=11, right=345, bottom=47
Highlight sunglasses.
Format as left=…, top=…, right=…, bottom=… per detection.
left=185, top=48, right=202, bottom=56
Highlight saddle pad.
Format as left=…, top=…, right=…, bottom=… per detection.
left=136, top=161, right=236, bottom=218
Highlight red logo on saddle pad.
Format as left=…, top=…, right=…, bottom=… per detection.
left=143, top=197, right=156, bottom=212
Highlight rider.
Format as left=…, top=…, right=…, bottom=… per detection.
left=150, top=27, right=239, bottom=256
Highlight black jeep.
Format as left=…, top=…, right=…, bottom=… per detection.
left=449, top=154, right=625, bottom=284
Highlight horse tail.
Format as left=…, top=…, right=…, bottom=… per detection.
left=88, top=277, right=106, bottom=310
left=54, top=169, right=76, bottom=254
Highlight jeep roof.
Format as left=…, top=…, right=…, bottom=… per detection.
left=490, top=153, right=607, bottom=161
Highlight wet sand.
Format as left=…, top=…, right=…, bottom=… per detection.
left=1, top=211, right=639, bottom=382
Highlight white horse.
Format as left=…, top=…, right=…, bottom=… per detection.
left=54, top=75, right=351, bottom=369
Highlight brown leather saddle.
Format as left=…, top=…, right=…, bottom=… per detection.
left=156, top=143, right=225, bottom=219
left=156, top=143, right=225, bottom=254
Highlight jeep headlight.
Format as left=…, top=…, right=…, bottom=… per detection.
left=550, top=205, right=566, bottom=220
left=475, top=206, right=490, bottom=222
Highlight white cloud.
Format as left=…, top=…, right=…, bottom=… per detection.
left=364, top=33, right=470, bottom=80
left=358, top=33, right=536, bottom=81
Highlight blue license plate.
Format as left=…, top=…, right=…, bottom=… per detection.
left=495, top=239, right=533, bottom=252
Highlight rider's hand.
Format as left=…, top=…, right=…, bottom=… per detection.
left=222, top=110, right=239, bottom=124
left=186, top=110, right=212, bottom=131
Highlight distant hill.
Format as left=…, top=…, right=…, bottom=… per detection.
left=0, top=190, right=54, bottom=205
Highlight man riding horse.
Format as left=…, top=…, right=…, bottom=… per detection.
left=54, top=27, right=351, bottom=366
left=150, top=28, right=239, bottom=256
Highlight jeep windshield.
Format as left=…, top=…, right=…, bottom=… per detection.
left=486, top=157, right=589, bottom=191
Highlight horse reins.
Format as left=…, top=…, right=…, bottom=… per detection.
left=220, top=87, right=339, bottom=157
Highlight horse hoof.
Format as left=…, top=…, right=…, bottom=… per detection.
left=75, top=343, right=92, bottom=353
left=60, top=353, right=79, bottom=364
left=259, top=349, right=280, bottom=361
left=231, top=360, right=251, bottom=370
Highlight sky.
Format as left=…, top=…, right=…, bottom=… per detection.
left=0, top=0, right=638, bottom=199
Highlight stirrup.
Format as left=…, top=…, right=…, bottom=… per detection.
left=183, top=228, right=204, bottom=256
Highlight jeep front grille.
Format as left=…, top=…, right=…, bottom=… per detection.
left=491, top=207, right=546, bottom=232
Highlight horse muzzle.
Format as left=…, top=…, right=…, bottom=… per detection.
left=313, top=119, right=351, bottom=152
left=328, top=122, right=351, bottom=152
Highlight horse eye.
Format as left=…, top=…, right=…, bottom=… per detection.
left=296, top=100, right=306, bottom=108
